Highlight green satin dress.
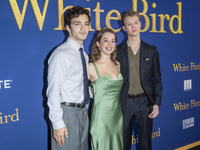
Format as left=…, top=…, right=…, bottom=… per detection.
left=90, top=63, right=124, bottom=150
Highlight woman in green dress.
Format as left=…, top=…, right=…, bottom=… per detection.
left=88, top=29, right=124, bottom=150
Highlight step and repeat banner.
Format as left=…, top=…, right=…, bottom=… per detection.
left=0, top=0, right=200, bottom=150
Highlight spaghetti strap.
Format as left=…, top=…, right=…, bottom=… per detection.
left=116, top=65, right=120, bottom=72
left=92, top=63, right=101, bottom=78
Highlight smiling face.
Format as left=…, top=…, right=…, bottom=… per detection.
left=122, top=15, right=141, bottom=38
left=66, top=14, right=90, bottom=45
left=96, top=32, right=116, bottom=56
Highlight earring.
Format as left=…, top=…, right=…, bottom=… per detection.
left=98, top=47, right=101, bottom=51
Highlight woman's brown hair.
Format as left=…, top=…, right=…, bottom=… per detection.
left=90, top=28, right=117, bottom=65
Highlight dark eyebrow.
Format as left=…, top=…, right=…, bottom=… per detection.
left=72, top=21, right=90, bottom=25
left=85, top=21, right=90, bottom=24
left=72, top=21, right=81, bottom=24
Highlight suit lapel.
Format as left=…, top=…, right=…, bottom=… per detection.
left=120, top=41, right=130, bottom=84
left=140, top=40, right=147, bottom=82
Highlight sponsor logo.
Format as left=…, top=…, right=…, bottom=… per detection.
left=184, top=79, right=192, bottom=91
left=183, top=117, right=194, bottom=130
left=0, top=80, right=12, bottom=89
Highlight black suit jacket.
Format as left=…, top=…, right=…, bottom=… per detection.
left=117, top=40, right=163, bottom=112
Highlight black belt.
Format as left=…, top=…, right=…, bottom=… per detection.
left=61, top=102, right=86, bottom=109
left=128, top=93, right=146, bottom=99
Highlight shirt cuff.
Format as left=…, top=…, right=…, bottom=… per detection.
left=52, top=119, right=65, bottom=130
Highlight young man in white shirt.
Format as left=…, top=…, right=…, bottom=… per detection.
left=47, top=6, right=91, bottom=150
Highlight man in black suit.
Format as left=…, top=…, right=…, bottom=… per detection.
left=117, top=10, right=163, bottom=150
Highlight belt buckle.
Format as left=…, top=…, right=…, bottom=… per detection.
left=75, top=103, right=78, bottom=108
left=81, top=102, right=86, bottom=109
left=80, top=103, right=83, bottom=109
left=134, top=94, right=138, bottom=99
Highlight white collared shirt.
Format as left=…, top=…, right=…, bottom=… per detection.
left=46, top=37, right=89, bottom=130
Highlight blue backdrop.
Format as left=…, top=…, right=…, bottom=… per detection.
left=1, top=0, right=200, bottom=150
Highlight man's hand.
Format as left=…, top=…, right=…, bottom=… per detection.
left=148, top=105, right=159, bottom=118
left=90, top=83, right=94, bottom=95
left=53, top=127, right=68, bottom=147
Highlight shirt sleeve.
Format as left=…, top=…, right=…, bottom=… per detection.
left=46, top=51, right=66, bottom=130
left=152, top=47, right=163, bottom=106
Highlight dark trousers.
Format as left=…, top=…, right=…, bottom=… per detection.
left=123, top=96, right=153, bottom=150
left=51, top=105, right=89, bottom=150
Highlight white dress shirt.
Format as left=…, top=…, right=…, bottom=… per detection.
left=46, top=37, right=89, bottom=130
